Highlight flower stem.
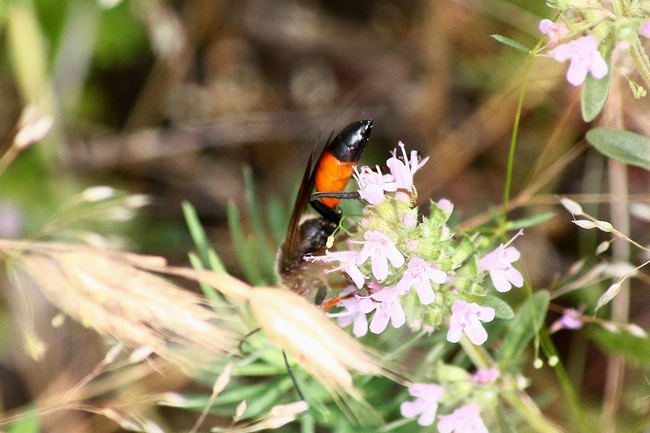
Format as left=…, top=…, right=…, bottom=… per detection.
left=459, top=336, right=563, bottom=433
left=501, top=37, right=545, bottom=227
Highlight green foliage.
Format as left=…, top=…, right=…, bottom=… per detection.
left=581, top=42, right=613, bottom=122
left=94, top=1, right=149, bottom=67
left=591, top=328, right=650, bottom=367
left=499, top=291, right=550, bottom=370
left=491, top=34, right=531, bottom=53
left=586, top=128, right=650, bottom=171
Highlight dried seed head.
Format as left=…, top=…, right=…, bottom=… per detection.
left=248, top=287, right=383, bottom=392
left=12, top=246, right=236, bottom=365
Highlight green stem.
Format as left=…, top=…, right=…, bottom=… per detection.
left=459, top=336, right=562, bottom=433
left=501, top=38, right=545, bottom=227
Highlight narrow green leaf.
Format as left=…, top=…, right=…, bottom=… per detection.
left=499, top=291, right=550, bottom=370
left=182, top=201, right=226, bottom=273
left=482, top=295, right=515, bottom=320
left=586, top=128, right=650, bottom=171
left=242, top=166, right=277, bottom=283
left=188, top=252, right=220, bottom=302
left=508, top=211, right=556, bottom=230
left=581, top=40, right=613, bottom=122
left=591, top=328, right=650, bottom=367
left=491, top=34, right=530, bottom=53
left=227, top=202, right=264, bottom=285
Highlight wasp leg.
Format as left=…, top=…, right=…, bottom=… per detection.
left=283, top=350, right=306, bottom=401
left=309, top=191, right=360, bottom=223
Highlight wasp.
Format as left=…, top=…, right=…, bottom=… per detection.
left=277, top=120, right=372, bottom=305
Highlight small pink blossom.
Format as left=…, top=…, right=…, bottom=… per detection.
left=386, top=142, right=429, bottom=190
left=438, top=198, right=454, bottom=217
left=400, top=383, right=446, bottom=426
left=334, top=292, right=369, bottom=337
left=354, top=165, right=397, bottom=205
left=358, top=286, right=405, bottom=334
left=437, top=403, right=488, bottom=433
left=478, top=231, right=524, bottom=293
left=642, top=22, right=650, bottom=38
left=539, top=19, right=570, bottom=46
left=306, top=250, right=365, bottom=288
left=355, top=231, right=405, bottom=281
left=472, top=368, right=500, bottom=384
left=396, top=257, right=447, bottom=305
left=548, top=35, right=608, bottom=86
left=447, top=300, right=495, bottom=345
left=549, top=308, right=583, bottom=333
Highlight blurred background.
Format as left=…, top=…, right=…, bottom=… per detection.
left=2, top=0, right=650, bottom=431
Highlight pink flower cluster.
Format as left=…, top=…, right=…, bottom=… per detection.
left=400, top=383, right=488, bottom=431
left=310, top=144, right=525, bottom=347
left=539, top=19, right=608, bottom=86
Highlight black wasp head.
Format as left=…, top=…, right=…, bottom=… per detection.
left=327, top=119, right=373, bottom=163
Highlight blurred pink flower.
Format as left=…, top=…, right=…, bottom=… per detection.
left=386, top=141, right=429, bottom=190
left=358, top=286, right=405, bottom=334
left=437, top=403, right=488, bottom=433
left=539, top=19, right=569, bottom=46
left=335, top=293, right=369, bottom=337
left=447, top=300, right=495, bottom=345
left=396, top=257, right=447, bottom=305
left=306, top=249, right=365, bottom=288
left=479, top=229, right=524, bottom=293
left=354, top=165, right=397, bottom=205
left=642, top=22, right=650, bottom=38
left=355, top=230, right=405, bottom=281
left=549, top=308, right=584, bottom=333
left=472, top=368, right=500, bottom=384
left=548, top=35, right=608, bottom=86
left=400, top=383, right=446, bottom=426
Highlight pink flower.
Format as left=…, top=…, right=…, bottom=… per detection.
left=447, top=300, right=495, bottom=345
left=334, top=291, right=369, bottom=337
left=306, top=250, right=365, bottom=288
left=437, top=403, right=488, bottom=433
left=438, top=198, right=454, bottom=217
left=400, top=383, right=446, bottom=426
left=478, top=231, right=524, bottom=293
left=386, top=142, right=429, bottom=190
left=549, top=308, right=583, bottom=334
left=472, top=368, right=500, bottom=384
left=355, top=231, right=405, bottom=281
left=548, top=35, right=608, bottom=86
left=539, top=19, right=569, bottom=46
left=396, top=257, right=447, bottom=305
left=642, top=22, right=650, bottom=38
left=358, top=286, right=405, bottom=334
left=354, top=165, right=397, bottom=205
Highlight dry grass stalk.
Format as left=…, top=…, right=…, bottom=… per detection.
left=1, top=240, right=402, bottom=407
left=7, top=243, right=236, bottom=365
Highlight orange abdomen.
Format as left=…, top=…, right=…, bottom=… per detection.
left=314, top=150, right=356, bottom=209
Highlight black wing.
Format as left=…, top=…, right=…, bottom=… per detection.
left=279, top=143, right=319, bottom=274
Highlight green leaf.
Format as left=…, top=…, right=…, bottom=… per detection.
left=591, top=328, right=650, bottom=368
left=482, top=295, right=515, bottom=320
left=499, top=291, right=550, bottom=370
left=586, top=128, right=650, bottom=171
left=508, top=211, right=556, bottom=230
left=581, top=40, right=613, bottom=122
left=182, top=201, right=226, bottom=273
left=227, top=202, right=264, bottom=285
left=491, top=34, right=530, bottom=53
left=242, top=166, right=278, bottom=284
